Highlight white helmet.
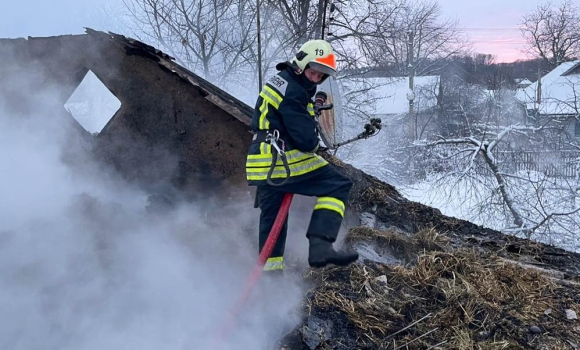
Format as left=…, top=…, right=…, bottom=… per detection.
left=292, top=39, right=337, bottom=77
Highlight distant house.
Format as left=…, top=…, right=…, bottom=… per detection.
left=340, top=76, right=440, bottom=138
left=514, top=78, right=533, bottom=89
left=516, top=60, right=580, bottom=137
left=370, top=76, right=440, bottom=118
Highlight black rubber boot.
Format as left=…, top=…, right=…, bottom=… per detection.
left=308, top=237, right=359, bottom=268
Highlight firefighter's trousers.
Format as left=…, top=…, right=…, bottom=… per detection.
left=256, top=164, right=352, bottom=271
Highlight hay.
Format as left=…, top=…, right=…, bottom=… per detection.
left=345, top=226, right=449, bottom=265
left=301, top=228, right=580, bottom=350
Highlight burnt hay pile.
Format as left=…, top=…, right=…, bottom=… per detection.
left=281, top=227, right=580, bottom=350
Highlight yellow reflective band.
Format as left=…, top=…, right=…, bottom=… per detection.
left=246, top=151, right=328, bottom=172
left=247, top=149, right=321, bottom=165
left=263, top=256, right=284, bottom=271
left=258, top=86, right=283, bottom=130
left=246, top=149, right=329, bottom=181
left=258, top=99, right=270, bottom=130
left=307, top=102, right=315, bottom=116
left=261, top=86, right=282, bottom=108
left=260, top=142, right=271, bottom=155
left=246, top=159, right=328, bottom=179
left=314, top=197, right=346, bottom=217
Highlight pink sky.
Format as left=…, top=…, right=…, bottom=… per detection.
left=468, top=28, right=527, bottom=63
left=440, top=0, right=547, bottom=63
left=0, top=0, right=551, bottom=64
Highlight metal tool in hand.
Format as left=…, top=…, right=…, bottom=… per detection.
left=314, top=90, right=382, bottom=150
left=332, top=117, right=382, bottom=148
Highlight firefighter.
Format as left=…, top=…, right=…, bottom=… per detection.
left=246, top=39, right=359, bottom=272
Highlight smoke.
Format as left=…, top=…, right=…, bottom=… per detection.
left=0, top=67, right=307, bottom=350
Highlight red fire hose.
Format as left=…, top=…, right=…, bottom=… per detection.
left=211, top=192, right=294, bottom=349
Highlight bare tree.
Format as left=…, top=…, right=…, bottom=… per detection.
left=521, top=0, right=580, bottom=67
left=123, top=0, right=467, bottom=94
left=124, top=0, right=264, bottom=92
left=264, top=0, right=325, bottom=44
left=122, top=0, right=469, bottom=152
left=424, top=125, right=538, bottom=229
left=327, top=0, right=467, bottom=149
left=124, top=0, right=329, bottom=96
left=410, top=75, right=580, bottom=249
left=329, top=0, right=467, bottom=75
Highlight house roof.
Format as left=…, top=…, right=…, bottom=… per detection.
left=0, top=29, right=255, bottom=186
left=516, top=59, right=580, bottom=115
left=86, top=29, right=253, bottom=125
left=516, top=78, right=533, bottom=86
left=341, top=76, right=440, bottom=117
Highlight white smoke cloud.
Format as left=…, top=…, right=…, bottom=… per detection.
left=0, top=69, right=308, bottom=350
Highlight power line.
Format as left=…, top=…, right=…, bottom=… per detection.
left=461, top=27, right=521, bottom=32
left=458, top=26, right=527, bottom=47
left=470, top=40, right=527, bottom=45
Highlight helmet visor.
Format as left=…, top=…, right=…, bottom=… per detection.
left=308, top=62, right=337, bottom=77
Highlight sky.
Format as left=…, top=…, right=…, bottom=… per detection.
left=0, top=0, right=551, bottom=63
left=441, top=0, right=543, bottom=62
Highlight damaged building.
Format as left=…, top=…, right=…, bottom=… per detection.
left=0, top=28, right=253, bottom=202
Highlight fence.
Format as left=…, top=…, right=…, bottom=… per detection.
left=416, top=145, right=580, bottom=179
left=495, top=150, right=580, bottom=178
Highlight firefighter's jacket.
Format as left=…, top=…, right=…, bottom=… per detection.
left=246, top=63, right=329, bottom=185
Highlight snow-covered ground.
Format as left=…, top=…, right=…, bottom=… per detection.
left=399, top=180, right=479, bottom=224
left=334, top=107, right=580, bottom=254
left=398, top=176, right=580, bottom=254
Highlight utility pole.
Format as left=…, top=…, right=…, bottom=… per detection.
left=536, top=68, right=542, bottom=104
left=406, top=30, right=416, bottom=140
left=321, top=0, right=328, bottom=40
left=256, top=0, right=263, bottom=92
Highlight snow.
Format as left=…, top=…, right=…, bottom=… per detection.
left=340, top=75, right=440, bottom=117
left=516, top=59, right=580, bottom=115
left=370, top=76, right=439, bottom=115
left=399, top=177, right=486, bottom=225
left=397, top=174, right=580, bottom=253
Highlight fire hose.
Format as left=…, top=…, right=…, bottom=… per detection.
left=211, top=192, right=293, bottom=349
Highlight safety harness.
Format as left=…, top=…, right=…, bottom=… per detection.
left=252, top=129, right=291, bottom=186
